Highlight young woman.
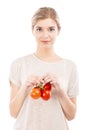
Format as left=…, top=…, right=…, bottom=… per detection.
left=9, top=7, right=79, bottom=130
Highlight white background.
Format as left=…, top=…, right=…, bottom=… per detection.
left=0, top=0, right=87, bottom=129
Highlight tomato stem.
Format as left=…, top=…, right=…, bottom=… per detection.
left=37, top=83, right=44, bottom=89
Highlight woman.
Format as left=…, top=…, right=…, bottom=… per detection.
left=9, top=7, right=79, bottom=130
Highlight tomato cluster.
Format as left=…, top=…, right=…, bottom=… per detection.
left=30, top=82, right=51, bottom=101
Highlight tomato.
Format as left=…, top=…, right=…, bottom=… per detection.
left=30, top=82, right=51, bottom=100
left=30, top=87, right=41, bottom=99
left=44, top=82, right=51, bottom=91
left=41, top=89, right=51, bottom=100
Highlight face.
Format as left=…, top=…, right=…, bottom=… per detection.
left=33, top=18, right=59, bottom=48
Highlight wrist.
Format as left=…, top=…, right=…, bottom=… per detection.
left=56, top=87, right=64, bottom=97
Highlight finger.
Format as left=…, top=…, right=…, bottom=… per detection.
left=42, top=73, right=50, bottom=79
left=44, top=77, right=52, bottom=84
left=39, top=78, right=44, bottom=84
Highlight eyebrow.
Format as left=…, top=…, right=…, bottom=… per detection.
left=36, top=26, right=56, bottom=28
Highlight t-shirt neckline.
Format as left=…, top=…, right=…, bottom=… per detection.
left=32, top=53, right=65, bottom=64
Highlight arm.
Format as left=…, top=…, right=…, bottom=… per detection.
left=9, top=82, right=28, bottom=118
left=57, top=88, right=77, bottom=120
left=41, top=73, right=77, bottom=120
left=9, top=75, right=40, bottom=118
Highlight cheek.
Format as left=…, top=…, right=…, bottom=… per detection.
left=35, top=34, right=40, bottom=39
left=34, top=35, right=41, bottom=42
left=35, top=33, right=42, bottom=40
left=51, top=34, right=57, bottom=40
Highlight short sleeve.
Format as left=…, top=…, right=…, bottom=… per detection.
left=9, top=60, right=21, bottom=87
left=67, top=63, right=79, bottom=98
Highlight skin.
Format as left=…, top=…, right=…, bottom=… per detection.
left=9, top=18, right=77, bottom=120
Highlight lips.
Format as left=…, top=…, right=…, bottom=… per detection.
left=41, top=41, right=50, bottom=43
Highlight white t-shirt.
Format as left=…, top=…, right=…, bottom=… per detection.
left=9, top=53, right=79, bottom=130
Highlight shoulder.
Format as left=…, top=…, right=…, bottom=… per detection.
left=10, top=54, right=34, bottom=70
left=63, top=58, right=76, bottom=66
left=63, top=58, right=78, bottom=70
left=58, top=55, right=77, bottom=68
left=11, top=53, right=34, bottom=65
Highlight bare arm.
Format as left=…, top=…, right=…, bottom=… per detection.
left=57, top=89, right=77, bottom=120
left=41, top=73, right=77, bottom=121
left=9, top=82, right=28, bottom=118
left=9, top=75, right=40, bottom=118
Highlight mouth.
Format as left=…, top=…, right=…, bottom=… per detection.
left=41, top=41, right=50, bottom=44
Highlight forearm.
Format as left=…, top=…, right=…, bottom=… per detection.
left=57, top=89, right=76, bottom=120
left=9, top=87, right=27, bottom=118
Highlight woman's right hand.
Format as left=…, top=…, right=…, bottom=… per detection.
left=24, top=75, right=40, bottom=90
left=9, top=75, right=40, bottom=118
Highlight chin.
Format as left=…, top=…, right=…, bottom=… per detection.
left=41, top=44, right=53, bottom=48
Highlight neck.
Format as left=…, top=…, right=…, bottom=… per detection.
left=35, top=47, right=56, bottom=58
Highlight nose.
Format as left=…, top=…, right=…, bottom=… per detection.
left=43, top=30, right=49, bottom=38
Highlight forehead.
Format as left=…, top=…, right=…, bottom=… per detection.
left=35, top=18, right=57, bottom=28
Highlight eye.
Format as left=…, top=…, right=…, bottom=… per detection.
left=49, top=27, right=55, bottom=32
left=36, top=27, right=42, bottom=32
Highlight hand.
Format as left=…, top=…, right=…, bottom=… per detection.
left=24, top=75, right=40, bottom=89
left=41, top=73, right=61, bottom=91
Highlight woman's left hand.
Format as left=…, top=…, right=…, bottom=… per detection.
left=41, top=73, right=61, bottom=92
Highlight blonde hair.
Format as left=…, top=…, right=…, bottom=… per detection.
left=32, top=7, right=61, bottom=31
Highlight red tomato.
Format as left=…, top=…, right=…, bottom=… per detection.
left=41, top=89, right=51, bottom=100
left=44, top=82, right=51, bottom=91
left=30, top=87, right=41, bottom=99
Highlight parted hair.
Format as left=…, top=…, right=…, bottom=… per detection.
left=32, top=7, right=61, bottom=31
